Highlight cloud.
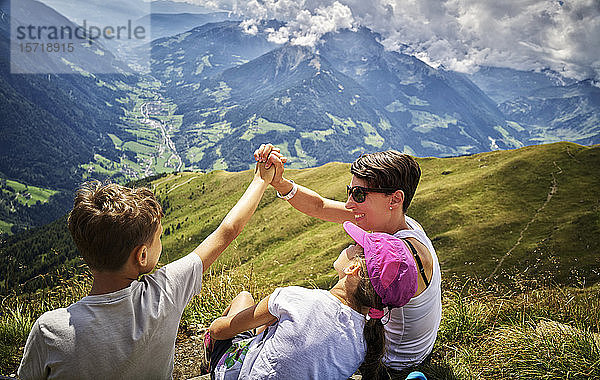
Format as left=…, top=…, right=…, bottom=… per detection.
left=185, top=0, right=600, bottom=80
left=232, top=1, right=355, bottom=46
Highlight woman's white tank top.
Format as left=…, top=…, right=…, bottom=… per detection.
left=384, top=216, right=442, bottom=369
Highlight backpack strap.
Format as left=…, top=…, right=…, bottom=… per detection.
left=403, top=239, right=430, bottom=288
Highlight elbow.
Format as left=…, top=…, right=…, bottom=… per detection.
left=218, top=220, right=243, bottom=242
left=306, top=197, right=326, bottom=218
left=209, top=319, right=227, bottom=340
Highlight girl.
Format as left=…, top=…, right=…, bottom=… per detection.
left=206, top=221, right=418, bottom=379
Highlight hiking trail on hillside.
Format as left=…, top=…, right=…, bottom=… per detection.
left=488, top=161, right=563, bottom=279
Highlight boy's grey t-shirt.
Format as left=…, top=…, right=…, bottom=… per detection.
left=238, top=286, right=366, bottom=379
left=17, top=253, right=203, bottom=380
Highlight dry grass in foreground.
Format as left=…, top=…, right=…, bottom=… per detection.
left=2, top=267, right=599, bottom=379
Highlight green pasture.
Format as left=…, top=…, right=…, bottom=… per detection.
left=240, top=118, right=295, bottom=141
left=1, top=180, right=57, bottom=207
left=0, top=220, right=13, bottom=234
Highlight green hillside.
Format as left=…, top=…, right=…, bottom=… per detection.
left=155, top=141, right=599, bottom=288
left=0, top=180, right=57, bottom=234
left=2, top=142, right=598, bottom=295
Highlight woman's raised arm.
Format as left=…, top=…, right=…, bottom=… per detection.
left=254, top=143, right=354, bottom=224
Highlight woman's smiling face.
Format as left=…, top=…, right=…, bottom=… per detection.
left=344, top=176, right=393, bottom=232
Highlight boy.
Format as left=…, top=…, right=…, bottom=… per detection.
left=18, top=163, right=274, bottom=379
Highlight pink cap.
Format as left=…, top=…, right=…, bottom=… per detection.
left=343, top=221, right=418, bottom=308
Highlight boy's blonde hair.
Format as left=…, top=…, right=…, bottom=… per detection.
left=68, top=181, right=163, bottom=271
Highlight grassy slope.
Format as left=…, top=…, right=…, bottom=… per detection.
left=157, top=142, right=600, bottom=288
left=0, top=179, right=58, bottom=233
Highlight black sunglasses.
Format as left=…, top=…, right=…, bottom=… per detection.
left=346, top=185, right=397, bottom=203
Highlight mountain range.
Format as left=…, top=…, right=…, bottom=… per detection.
left=138, top=12, right=238, bottom=40
left=470, top=67, right=600, bottom=146
left=152, top=23, right=525, bottom=171
left=150, top=20, right=599, bottom=172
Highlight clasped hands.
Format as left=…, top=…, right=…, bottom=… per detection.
left=254, top=143, right=288, bottom=186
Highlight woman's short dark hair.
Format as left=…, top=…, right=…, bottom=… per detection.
left=350, top=151, right=421, bottom=212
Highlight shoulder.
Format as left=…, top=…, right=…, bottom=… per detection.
left=133, top=253, right=203, bottom=311
left=157, top=252, right=204, bottom=275
left=27, top=308, right=74, bottom=344
left=38, top=307, right=71, bottom=327
left=277, top=286, right=328, bottom=301
left=147, top=252, right=203, bottom=289
left=281, top=286, right=313, bottom=294
left=268, top=287, right=323, bottom=312
left=404, top=215, right=424, bottom=231
left=270, top=286, right=311, bottom=301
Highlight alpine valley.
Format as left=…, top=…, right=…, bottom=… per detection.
left=1, top=0, right=599, bottom=234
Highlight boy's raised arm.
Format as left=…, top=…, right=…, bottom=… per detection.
left=193, top=163, right=274, bottom=271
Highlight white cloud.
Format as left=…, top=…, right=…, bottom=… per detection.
left=240, top=18, right=259, bottom=35
left=283, top=2, right=355, bottom=46
left=234, top=1, right=355, bottom=46
left=184, top=0, right=600, bottom=80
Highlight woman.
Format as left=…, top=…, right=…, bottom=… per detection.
left=254, top=144, right=442, bottom=377
left=206, top=222, right=418, bottom=379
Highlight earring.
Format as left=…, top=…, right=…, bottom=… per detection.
left=389, top=206, right=393, bottom=210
